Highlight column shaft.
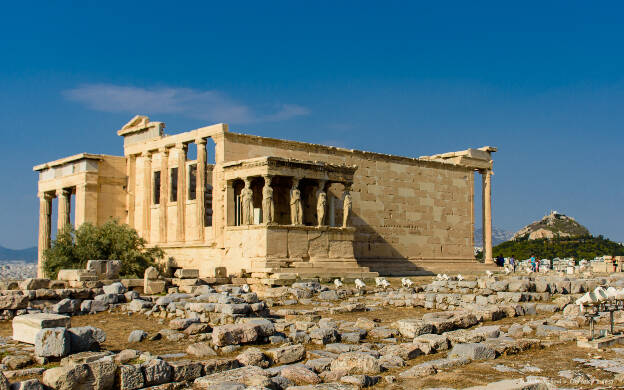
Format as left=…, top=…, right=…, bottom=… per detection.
left=56, top=188, right=71, bottom=231
left=37, top=193, right=52, bottom=278
left=127, top=155, right=136, bottom=228
left=159, top=148, right=169, bottom=243
left=142, top=152, right=152, bottom=241
left=196, top=139, right=207, bottom=241
left=482, top=170, right=493, bottom=263
left=176, top=144, right=187, bottom=242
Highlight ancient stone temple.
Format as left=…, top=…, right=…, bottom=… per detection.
left=34, top=115, right=496, bottom=278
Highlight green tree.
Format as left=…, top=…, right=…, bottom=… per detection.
left=44, top=220, right=163, bottom=279
left=491, top=234, right=624, bottom=260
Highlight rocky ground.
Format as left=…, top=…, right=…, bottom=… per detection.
left=0, top=261, right=36, bottom=280
left=2, top=272, right=624, bottom=389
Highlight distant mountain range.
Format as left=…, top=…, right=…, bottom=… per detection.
left=474, top=227, right=515, bottom=246
left=0, top=245, right=37, bottom=262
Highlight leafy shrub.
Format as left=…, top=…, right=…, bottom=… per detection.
left=44, top=220, right=163, bottom=279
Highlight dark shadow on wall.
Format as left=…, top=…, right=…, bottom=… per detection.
left=348, top=211, right=440, bottom=277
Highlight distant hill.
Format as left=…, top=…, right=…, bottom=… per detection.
left=0, top=245, right=37, bottom=262
left=491, top=234, right=624, bottom=260
left=474, top=227, right=514, bottom=246
left=512, top=211, right=590, bottom=241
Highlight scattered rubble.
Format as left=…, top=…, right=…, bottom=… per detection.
left=1, top=263, right=624, bottom=388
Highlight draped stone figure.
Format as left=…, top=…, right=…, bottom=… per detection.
left=290, top=178, right=303, bottom=225
left=342, top=189, right=352, bottom=227
left=262, top=176, right=274, bottom=224
left=316, top=190, right=327, bottom=226
left=241, top=179, right=254, bottom=225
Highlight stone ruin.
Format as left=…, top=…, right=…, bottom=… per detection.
left=0, top=264, right=624, bottom=389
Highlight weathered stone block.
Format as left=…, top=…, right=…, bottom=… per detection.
left=265, top=343, right=306, bottom=365
left=57, top=269, right=98, bottom=282
left=448, top=343, right=496, bottom=360
left=287, top=229, right=309, bottom=258
left=172, top=278, right=199, bottom=286
left=35, top=328, right=70, bottom=357
left=212, top=323, right=261, bottom=347
left=0, top=294, right=28, bottom=310
left=393, top=319, right=434, bottom=338
left=169, top=360, right=203, bottom=382
left=330, top=351, right=381, bottom=375
left=141, top=359, right=172, bottom=387
left=194, top=365, right=265, bottom=388
left=19, top=278, right=50, bottom=290
left=144, top=280, right=165, bottom=295
left=117, top=364, right=144, bottom=390
left=173, top=269, right=199, bottom=279
left=12, top=313, right=71, bottom=344
left=68, top=326, right=106, bottom=353
left=103, top=282, right=126, bottom=295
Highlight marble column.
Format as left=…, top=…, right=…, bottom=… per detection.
left=159, top=148, right=169, bottom=243
left=142, top=151, right=152, bottom=240
left=127, top=154, right=136, bottom=228
left=482, top=170, right=493, bottom=263
left=196, top=138, right=207, bottom=241
left=56, top=188, right=71, bottom=232
left=176, top=143, right=187, bottom=242
left=37, top=193, right=52, bottom=278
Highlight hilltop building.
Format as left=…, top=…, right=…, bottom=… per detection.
left=34, top=116, right=496, bottom=278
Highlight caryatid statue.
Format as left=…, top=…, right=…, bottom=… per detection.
left=241, top=178, right=254, bottom=225
left=262, top=176, right=274, bottom=224
left=290, top=178, right=303, bottom=225
left=316, top=182, right=327, bottom=226
left=342, top=186, right=352, bottom=227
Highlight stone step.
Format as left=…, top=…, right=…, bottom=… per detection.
left=269, top=266, right=371, bottom=274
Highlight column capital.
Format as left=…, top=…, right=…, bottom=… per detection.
left=38, top=192, right=54, bottom=201
left=159, top=147, right=169, bottom=155
left=195, top=138, right=207, bottom=146
left=56, top=188, right=71, bottom=198
left=141, top=150, right=152, bottom=158
left=175, top=142, right=187, bottom=150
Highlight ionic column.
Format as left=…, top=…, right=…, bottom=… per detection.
left=127, top=155, right=136, bottom=227
left=142, top=151, right=152, bottom=240
left=159, top=148, right=169, bottom=243
left=176, top=143, right=187, bottom=242
left=196, top=138, right=207, bottom=241
left=37, top=193, right=53, bottom=278
left=482, top=170, right=493, bottom=263
left=56, top=188, right=71, bottom=232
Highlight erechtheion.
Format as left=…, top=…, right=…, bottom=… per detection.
left=34, top=116, right=496, bottom=279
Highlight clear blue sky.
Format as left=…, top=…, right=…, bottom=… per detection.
left=1, top=1, right=623, bottom=249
